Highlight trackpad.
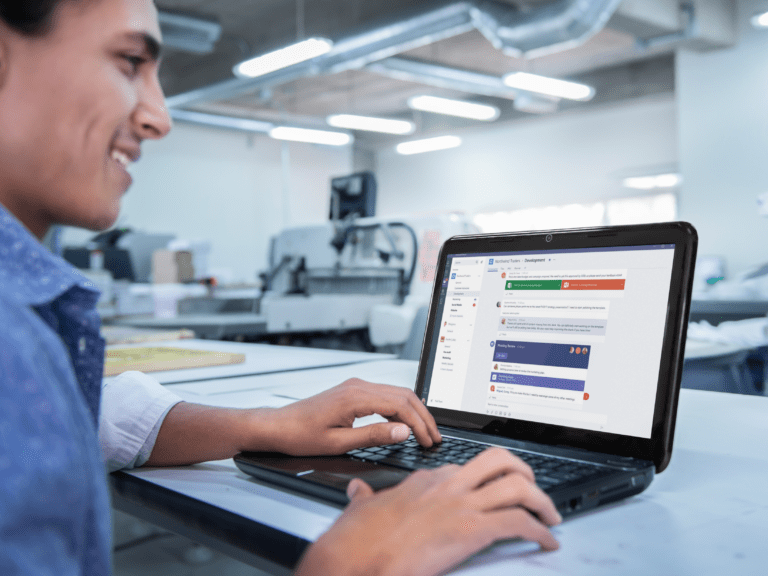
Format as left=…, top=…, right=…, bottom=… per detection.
left=306, top=466, right=410, bottom=492
left=239, top=453, right=410, bottom=492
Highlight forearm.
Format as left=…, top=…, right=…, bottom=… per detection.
left=144, top=402, right=280, bottom=466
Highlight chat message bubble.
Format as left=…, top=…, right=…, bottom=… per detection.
left=501, top=299, right=609, bottom=319
left=499, top=316, right=607, bottom=336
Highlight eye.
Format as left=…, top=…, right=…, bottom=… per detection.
left=121, top=54, right=145, bottom=76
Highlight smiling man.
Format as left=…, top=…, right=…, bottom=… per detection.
left=0, top=1, right=560, bottom=575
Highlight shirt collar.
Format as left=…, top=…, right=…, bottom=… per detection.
left=0, top=202, right=99, bottom=307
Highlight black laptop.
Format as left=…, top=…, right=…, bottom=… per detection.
left=235, top=222, right=697, bottom=518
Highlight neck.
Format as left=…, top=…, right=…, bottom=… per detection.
left=0, top=193, right=50, bottom=239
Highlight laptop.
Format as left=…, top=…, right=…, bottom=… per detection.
left=235, top=222, right=697, bottom=518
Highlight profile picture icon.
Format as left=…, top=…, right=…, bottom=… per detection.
left=575, top=347, right=581, bottom=354
left=494, top=364, right=498, bottom=370
left=501, top=272, right=506, bottom=278
left=582, top=347, right=588, bottom=355
left=444, top=321, right=447, bottom=327
left=440, top=336, right=445, bottom=342
left=496, top=301, right=501, bottom=308
left=569, top=346, right=575, bottom=353
left=490, top=385, right=495, bottom=392
left=501, top=318, right=506, bottom=325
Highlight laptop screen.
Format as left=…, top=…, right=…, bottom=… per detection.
left=421, top=244, right=676, bottom=440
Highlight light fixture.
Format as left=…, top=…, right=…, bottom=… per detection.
left=327, top=114, right=415, bottom=134
left=502, top=72, right=594, bottom=101
left=396, top=136, right=461, bottom=155
left=623, top=173, right=682, bottom=190
left=751, top=11, right=768, bottom=27
left=233, top=38, right=333, bottom=78
left=269, top=126, right=352, bottom=146
left=407, top=96, right=499, bottom=121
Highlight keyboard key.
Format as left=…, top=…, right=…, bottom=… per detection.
left=364, top=454, right=387, bottom=462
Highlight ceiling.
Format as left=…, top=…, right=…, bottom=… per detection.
left=154, top=0, right=735, bottom=148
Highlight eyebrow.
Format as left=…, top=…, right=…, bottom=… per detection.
left=125, top=32, right=162, bottom=61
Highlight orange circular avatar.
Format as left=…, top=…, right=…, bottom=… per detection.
left=490, top=385, right=495, bottom=392
left=583, top=392, right=589, bottom=400
left=575, top=347, right=581, bottom=354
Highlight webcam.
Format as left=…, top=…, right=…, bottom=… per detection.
left=545, top=234, right=553, bottom=242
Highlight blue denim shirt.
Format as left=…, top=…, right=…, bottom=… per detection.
left=0, top=203, right=111, bottom=575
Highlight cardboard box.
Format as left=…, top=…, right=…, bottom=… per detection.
left=152, top=250, right=195, bottom=284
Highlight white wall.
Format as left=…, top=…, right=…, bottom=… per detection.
left=374, top=96, right=678, bottom=218
left=63, top=123, right=351, bottom=282
left=676, top=0, right=768, bottom=276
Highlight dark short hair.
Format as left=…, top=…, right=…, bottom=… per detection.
left=0, top=0, right=72, bottom=36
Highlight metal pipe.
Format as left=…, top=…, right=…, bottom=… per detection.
left=367, top=56, right=519, bottom=100
left=167, top=0, right=622, bottom=110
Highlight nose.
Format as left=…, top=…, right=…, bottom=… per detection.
left=133, top=76, right=172, bottom=140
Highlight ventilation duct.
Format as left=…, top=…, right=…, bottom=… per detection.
left=158, top=11, right=222, bottom=55
left=167, top=0, right=622, bottom=109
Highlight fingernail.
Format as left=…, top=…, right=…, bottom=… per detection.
left=391, top=424, right=410, bottom=442
left=347, top=482, right=359, bottom=499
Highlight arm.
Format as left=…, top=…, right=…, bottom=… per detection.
left=296, top=448, right=562, bottom=576
left=145, top=378, right=442, bottom=466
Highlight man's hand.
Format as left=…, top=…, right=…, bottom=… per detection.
left=254, top=378, right=442, bottom=455
left=295, top=447, right=562, bottom=576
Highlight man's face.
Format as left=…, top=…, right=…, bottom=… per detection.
left=0, top=0, right=171, bottom=237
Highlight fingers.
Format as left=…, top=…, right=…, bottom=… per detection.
left=343, top=379, right=440, bottom=447
left=470, top=472, right=562, bottom=527
left=326, top=422, right=411, bottom=454
left=346, top=478, right=374, bottom=501
left=457, top=447, right=536, bottom=486
left=485, top=508, right=560, bottom=551
left=403, top=389, right=442, bottom=445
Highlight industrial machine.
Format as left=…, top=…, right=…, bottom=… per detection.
left=257, top=212, right=477, bottom=353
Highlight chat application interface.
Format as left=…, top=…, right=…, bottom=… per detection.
left=426, top=245, right=675, bottom=439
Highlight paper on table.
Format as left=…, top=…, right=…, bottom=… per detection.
left=104, top=346, right=245, bottom=376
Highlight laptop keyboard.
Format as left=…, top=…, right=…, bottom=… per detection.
left=347, top=436, right=603, bottom=490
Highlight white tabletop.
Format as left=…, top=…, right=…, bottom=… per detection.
left=103, top=339, right=394, bottom=385
left=123, top=360, right=768, bottom=575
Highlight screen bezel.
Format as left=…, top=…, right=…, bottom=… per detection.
left=414, top=222, right=697, bottom=473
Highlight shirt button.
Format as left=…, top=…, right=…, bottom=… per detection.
left=78, top=337, right=86, bottom=354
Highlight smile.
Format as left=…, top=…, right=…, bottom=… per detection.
left=110, top=149, right=133, bottom=169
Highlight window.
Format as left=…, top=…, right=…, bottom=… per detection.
left=473, top=193, right=676, bottom=232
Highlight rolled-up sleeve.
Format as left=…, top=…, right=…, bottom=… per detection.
left=99, top=371, right=183, bottom=473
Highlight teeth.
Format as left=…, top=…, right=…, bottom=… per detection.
left=110, top=149, right=132, bottom=168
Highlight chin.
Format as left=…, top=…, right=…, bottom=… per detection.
left=80, top=206, right=121, bottom=232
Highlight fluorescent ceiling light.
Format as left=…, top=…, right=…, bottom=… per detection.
left=327, top=114, right=415, bottom=134
left=269, top=126, right=351, bottom=146
left=751, top=11, right=768, bottom=27
left=502, top=72, right=594, bottom=101
left=396, top=135, right=461, bottom=155
left=407, top=96, right=499, bottom=121
left=234, top=38, right=333, bottom=78
left=623, top=173, right=681, bottom=190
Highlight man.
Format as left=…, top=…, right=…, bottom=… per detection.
left=0, top=1, right=561, bottom=575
